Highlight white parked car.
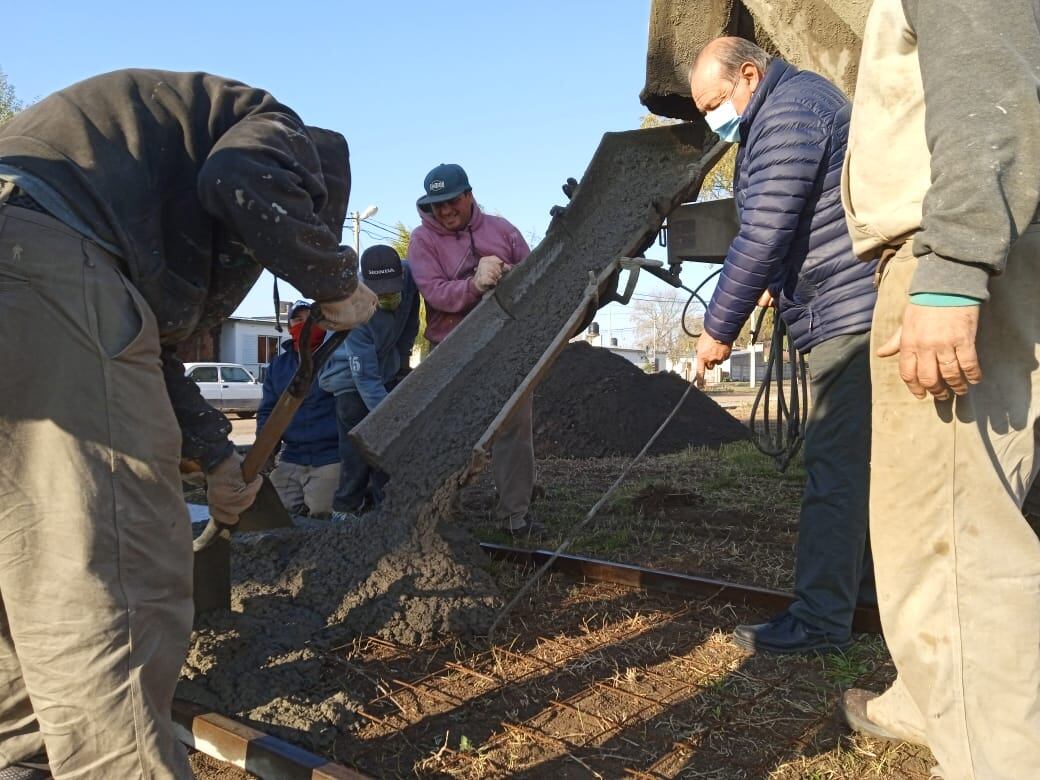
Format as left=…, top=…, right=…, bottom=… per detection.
left=184, top=362, right=263, bottom=418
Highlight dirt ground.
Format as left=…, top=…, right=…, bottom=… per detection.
left=324, top=572, right=932, bottom=779
left=533, top=343, right=751, bottom=458
left=188, top=388, right=948, bottom=778
left=188, top=751, right=254, bottom=779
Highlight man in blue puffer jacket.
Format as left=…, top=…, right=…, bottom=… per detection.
left=257, top=299, right=341, bottom=517
left=320, top=245, right=421, bottom=516
left=690, top=37, right=877, bottom=655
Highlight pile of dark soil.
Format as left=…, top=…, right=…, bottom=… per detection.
left=534, top=342, right=751, bottom=458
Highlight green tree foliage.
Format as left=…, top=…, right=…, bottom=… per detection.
left=390, top=222, right=432, bottom=361
left=699, top=145, right=737, bottom=201
left=735, top=305, right=776, bottom=348
left=0, top=68, right=24, bottom=125
left=639, top=113, right=680, bottom=130
left=390, top=221, right=410, bottom=259
left=639, top=113, right=736, bottom=200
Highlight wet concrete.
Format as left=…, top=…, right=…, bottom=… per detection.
left=642, top=0, right=869, bottom=120
left=181, top=513, right=498, bottom=750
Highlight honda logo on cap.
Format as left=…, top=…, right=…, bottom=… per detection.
left=429, top=179, right=445, bottom=192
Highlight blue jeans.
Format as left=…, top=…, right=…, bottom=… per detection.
left=333, top=391, right=388, bottom=512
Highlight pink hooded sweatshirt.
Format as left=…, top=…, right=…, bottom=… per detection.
left=408, top=203, right=530, bottom=343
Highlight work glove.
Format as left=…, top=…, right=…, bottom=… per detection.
left=473, top=255, right=505, bottom=292
left=206, top=451, right=262, bottom=526
left=316, top=282, right=379, bottom=331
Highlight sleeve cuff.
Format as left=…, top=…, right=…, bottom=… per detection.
left=909, top=292, right=982, bottom=307
left=201, top=440, right=236, bottom=472
left=909, top=254, right=991, bottom=301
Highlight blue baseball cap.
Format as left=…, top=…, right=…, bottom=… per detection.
left=288, top=299, right=313, bottom=319
left=416, top=163, right=471, bottom=211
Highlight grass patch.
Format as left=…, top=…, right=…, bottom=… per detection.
left=585, top=527, right=632, bottom=554
left=822, top=635, right=889, bottom=688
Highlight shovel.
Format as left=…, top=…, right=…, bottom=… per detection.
left=193, top=311, right=348, bottom=553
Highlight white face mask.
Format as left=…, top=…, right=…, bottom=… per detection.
left=704, top=99, right=741, bottom=143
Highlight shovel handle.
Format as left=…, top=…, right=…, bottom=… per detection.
left=192, top=517, right=235, bottom=552
left=241, top=309, right=349, bottom=483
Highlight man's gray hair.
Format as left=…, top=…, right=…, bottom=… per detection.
left=690, top=38, right=772, bottom=81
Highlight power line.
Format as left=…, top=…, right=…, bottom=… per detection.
left=365, top=217, right=403, bottom=233
left=361, top=229, right=396, bottom=242
left=360, top=220, right=397, bottom=236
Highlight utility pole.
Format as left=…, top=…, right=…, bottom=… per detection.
left=652, top=321, right=658, bottom=371
left=349, top=205, right=379, bottom=255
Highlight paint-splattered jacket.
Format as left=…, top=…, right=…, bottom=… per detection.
left=0, top=69, right=357, bottom=470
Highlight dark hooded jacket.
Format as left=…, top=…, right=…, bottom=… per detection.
left=0, top=69, right=357, bottom=469
left=703, top=59, right=876, bottom=352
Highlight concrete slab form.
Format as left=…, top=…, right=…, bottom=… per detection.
left=480, top=543, right=882, bottom=634
left=172, top=699, right=371, bottom=780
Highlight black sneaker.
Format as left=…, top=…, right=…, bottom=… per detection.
left=732, top=610, right=851, bottom=655
left=501, top=516, right=548, bottom=541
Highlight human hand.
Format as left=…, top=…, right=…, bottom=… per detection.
left=876, top=304, right=982, bottom=400
left=694, top=331, right=732, bottom=388
left=757, top=289, right=775, bottom=308
left=474, top=255, right=506, bottom=292
left=316, top=282, right=378, bottom=331
left=206, top=451, right=262, bottom=526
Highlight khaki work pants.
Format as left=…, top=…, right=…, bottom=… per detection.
left=0, top=204, right=193, bottom=778
left=270, top=460, right=340, bottom=516
left=492, top=393, right=535, bottom=528
left=866, top=228, right=1040, bottom=780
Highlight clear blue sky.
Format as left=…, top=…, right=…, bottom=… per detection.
left=3, top=0, right=719, bottom=347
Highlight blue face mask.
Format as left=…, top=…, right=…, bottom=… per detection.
left=704, top=99, right=742, bottom=143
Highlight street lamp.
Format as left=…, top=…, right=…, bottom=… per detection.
left=350, top=205, right=379, bottom=255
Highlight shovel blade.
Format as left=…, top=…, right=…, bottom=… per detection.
left=192, top=534, right=231, bottom=614
left=237, top=473, right=294, bottom=532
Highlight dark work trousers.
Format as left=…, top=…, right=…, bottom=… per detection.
left=332, top=391, right=388, bottom=513
left=787, top=330, right=876, bottom=640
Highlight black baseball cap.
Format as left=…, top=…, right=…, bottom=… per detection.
left=416, top=163, right=471, bottom=211
left=361, top=245, right=404, bottom=295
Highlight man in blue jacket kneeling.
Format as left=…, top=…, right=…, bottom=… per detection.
left=321, top=245, right=421, bottom=518
left=258, top=299, right=342, bottom=517
left=690, top=37, right=878, bottom=655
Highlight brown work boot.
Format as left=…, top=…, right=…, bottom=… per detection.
left=841, top=689, right=923, bottom=745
